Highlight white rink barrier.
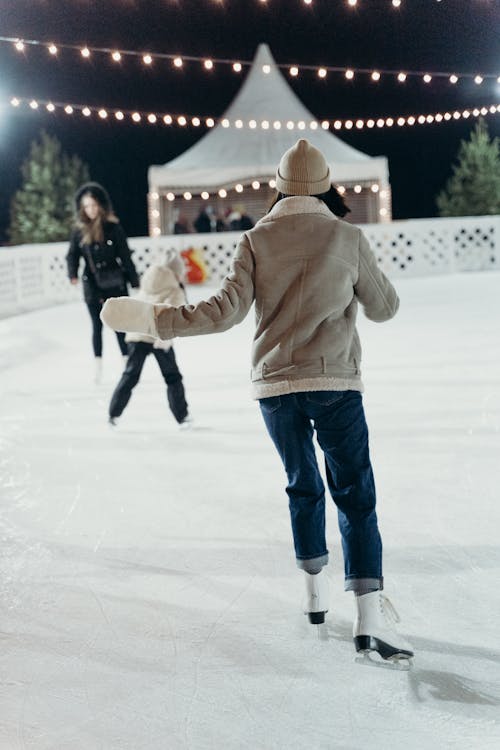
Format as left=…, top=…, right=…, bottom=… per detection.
left=0, top=214, right=498, bottom=318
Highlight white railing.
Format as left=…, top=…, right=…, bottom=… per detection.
left=0, top=214, right=498, bottom=318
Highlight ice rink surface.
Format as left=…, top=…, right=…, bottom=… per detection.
left=1, top=272, right=500, bottom=750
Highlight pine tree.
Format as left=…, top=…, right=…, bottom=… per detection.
left=9, top=131, right=90, bottom=244
left=436, top=119, right=500, bottom=217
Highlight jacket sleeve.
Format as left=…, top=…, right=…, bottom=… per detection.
left=66, top=230, right=81, bottom=279
left=114, top=224, right=140, bottom=288
left=155, top=237, right=255, bottom=339
left=354, top=231, right=399, bottom=322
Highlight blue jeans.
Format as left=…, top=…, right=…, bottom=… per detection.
left=259, top=391, right=383, bottom=593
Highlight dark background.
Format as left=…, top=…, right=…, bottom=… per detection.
left=0, top=0, right=498, bottom=242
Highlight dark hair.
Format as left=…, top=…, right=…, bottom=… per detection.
left=268, top=185, right=351, bottom=218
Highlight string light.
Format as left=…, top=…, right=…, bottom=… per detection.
left=3, top=36, right=497, bottom=86
left=7, top=95, right=500, bottom=132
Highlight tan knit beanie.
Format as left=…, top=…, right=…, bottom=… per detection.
left=275, top=139, right=331, bottom=196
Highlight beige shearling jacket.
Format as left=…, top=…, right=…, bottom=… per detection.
left=155, top=196, right=399, bottom=398
left=126, top=264, right=186, bottom=350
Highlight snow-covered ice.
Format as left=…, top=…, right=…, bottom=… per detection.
left=1, top=272, right=500, bottom=749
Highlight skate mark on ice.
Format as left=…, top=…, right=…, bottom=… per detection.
left=183, top=574, right=257, bottom=744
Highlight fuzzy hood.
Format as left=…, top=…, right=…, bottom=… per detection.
left=74, top=182, right=113, bottom=214
left=125, top=262, right=186, bottom=347
left=138, top=264, right=180, bottom=303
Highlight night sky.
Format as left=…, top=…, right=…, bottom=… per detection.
left=0, top=0, right=498, bottom=243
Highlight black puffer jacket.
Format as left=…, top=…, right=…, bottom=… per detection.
left=66, top=221, right=139, bottom=305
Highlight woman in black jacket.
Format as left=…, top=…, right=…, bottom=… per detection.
left=66, top=182, right=139, bottom=383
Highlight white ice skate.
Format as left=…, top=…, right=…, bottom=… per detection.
left=353, top=591, right=414, bottom=661
left=303, top=569, right=329, bottom=624
left=179, top=415, right=194, bottom=431
left=94, top=357, right=103, bottom=384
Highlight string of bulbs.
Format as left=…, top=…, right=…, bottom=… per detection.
left=3, top=36, right=499, bottom=85
left=8, top=95, right=500, bottom=132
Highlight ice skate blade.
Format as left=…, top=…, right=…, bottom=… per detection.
left=307, top=611, right=327, bottom=624
left=354, top=635, right=413, bottom=661
left=354, top=651, right=411, bottom=671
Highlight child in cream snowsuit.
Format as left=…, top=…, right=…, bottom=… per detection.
left=108, top=254, right=189, bottom=426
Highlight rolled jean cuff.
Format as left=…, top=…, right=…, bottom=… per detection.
left=344, top=577, right=383, bottom=594
left=296, top=554, right=329, bottom=574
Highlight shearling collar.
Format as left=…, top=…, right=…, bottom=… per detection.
left=257, top=196, right=335, bottom=224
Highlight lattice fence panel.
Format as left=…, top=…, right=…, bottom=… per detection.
left=1, top=215, right=498, bottom=318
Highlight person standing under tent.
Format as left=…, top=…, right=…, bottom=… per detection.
left=66, top=182, right=139, bottom=383
left=100, top=139, right=413, bottom=662
left=108, top=253, right=191, bottom=429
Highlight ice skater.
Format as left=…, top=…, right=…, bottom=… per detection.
left=66, top=182, right=139, bottom=383
left=108, top=253, right=191, bottom=429
left=100, top=139, right=413, bottom=661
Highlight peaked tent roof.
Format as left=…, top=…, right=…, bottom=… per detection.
left=148, top=44, right=389, bottom=192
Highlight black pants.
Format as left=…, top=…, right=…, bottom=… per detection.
left=109, top=342, right=189, bottom=423
left=86, top=300, right=128, bottom=357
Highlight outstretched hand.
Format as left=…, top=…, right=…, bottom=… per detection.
left=100, top=297, right=158, bottom=336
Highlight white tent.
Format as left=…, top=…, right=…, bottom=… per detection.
left=148, top=44, right=391, bottom=231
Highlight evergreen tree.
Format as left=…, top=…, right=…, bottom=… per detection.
left=9, top=131, right=90, bottom=244
left=436, top=119, right=500, bottom=217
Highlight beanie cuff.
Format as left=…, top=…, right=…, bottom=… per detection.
left=275, top=172, right=331, bottom=197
